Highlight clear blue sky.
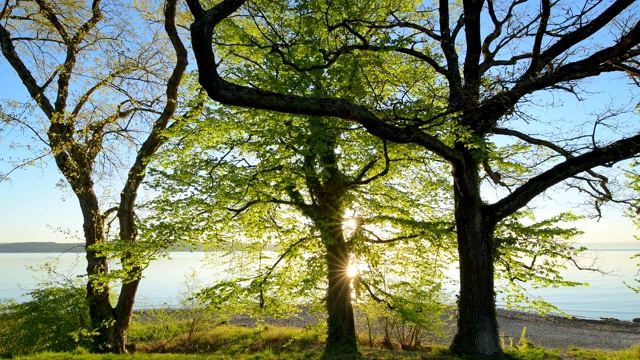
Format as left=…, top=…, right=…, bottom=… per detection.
left=1, top=62, right=83, bottom=243
left=1, top=58, right=640, bottom=247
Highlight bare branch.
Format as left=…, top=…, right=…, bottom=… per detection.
left=0, top=151, right=50, bottom=183
left=521, top=0, right=636, bottom=80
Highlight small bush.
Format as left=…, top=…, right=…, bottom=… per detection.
left=0, top=283, right=93, bottom=355
left=354, top=299, right=450, bottom=350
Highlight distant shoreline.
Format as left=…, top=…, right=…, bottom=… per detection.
left=2, top=241, right=637, bottom=254
left=0, top=242, right=85, bottom=253
left=0, top=242, right=203, bottom=253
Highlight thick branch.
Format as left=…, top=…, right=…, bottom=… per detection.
left=438, top=0, right=462, bottom=102
left=461, top=0, right=483, bottom=103
left=0, top=24, right=55, bottom=117
left=487, top=133, right=640, bottom=223
left=521, top=0, right=636, bottom=79
left=119, top=0, right=188, bottom=206
left=114, top=0, right=188, bottom=316
left=492, top=127, right=612, bottom=193
left=529, top=0, right=551, bottom=75
left=478, top=23, right=640, bottom=133
left=361, top=229, right=421, bottom=244
left=188, top=0, right=461, bottom=164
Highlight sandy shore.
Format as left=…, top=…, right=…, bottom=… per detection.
left=496, top=309, right=640, bottom=350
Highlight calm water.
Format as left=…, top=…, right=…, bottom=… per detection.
left=1, top=249, right=638, bottom=320
left=495, top=249, right=639, bottom=320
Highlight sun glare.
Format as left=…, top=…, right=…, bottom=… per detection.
left=347, top=264, right=358, bottom=278
left=342, top=217, right=358, bottom=231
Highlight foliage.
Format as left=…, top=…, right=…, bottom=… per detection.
left=129, top=270, right=224, bottom=349
left=128, top=309, right=186, bottom=345
left=146, top=104, right=456, bottom=322
left=623, top=166, right=640, bottom=294
left=354, top=300, right=452, bottom=350
left=0, top=281, right=93, bottom=355
left=625, top=252, right=640, bottom=294
left=186, top=0, right=640, bottom=354
left=146, top=22, right=455, bottom=352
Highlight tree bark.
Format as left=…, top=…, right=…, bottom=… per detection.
left=112, top=280, right=140, bottom=353
left=67, top=166, right=132, bottom=354
left=110, top=185, right=142, bottom=353
left=77, top=186, right=143, bottom=354
left=449, top=153, right=501, bottom=355
left=283, top=117, right=360, bottom=358
left=74, top=187, right=117, bottom=353
left=322, top=222, right=358, bottom=359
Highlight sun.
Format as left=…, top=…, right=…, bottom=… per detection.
left=347, top=263, right=358, bottom=278
left=342, top=217, right=358, bottom=232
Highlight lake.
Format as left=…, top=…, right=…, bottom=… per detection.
left=497, top=248, right=640, bottom=321
left=1, top=249, right=638, bottom=320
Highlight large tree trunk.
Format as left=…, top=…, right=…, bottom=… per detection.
left=449, top=154, right=501, bottom=355
left=80, top=193, right=143, bottom=354
left=76, top=190, right=117, bottom=353
left=322, top=222, right=358, bottom=359
left=112, top=279, right=141, bottom=353
left=110, top=192, right=143, bottom=353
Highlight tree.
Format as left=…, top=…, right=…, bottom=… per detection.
left=185, top=0, right=640, bottom=355
left=624, top=167, right=640, bottom=294
left=0, top=0, right=188, bottom=352
left=147, top=98, right=455, bottom=357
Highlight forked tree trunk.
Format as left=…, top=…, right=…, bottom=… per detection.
left=322, top=222, right=358, bottom=359
left=75, top=176, right=137, bottom=354
left=449, top=154, right=502, bottom=355
left=81, top=211, right=143, bottom=353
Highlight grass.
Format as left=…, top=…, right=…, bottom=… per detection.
left=565, top=345, right=640, bottom=360
left=10, top=327, right=640, bottom=360
left=4, top=311, right=639, bottom=360
left=132, top=324, right=325, bottom=355
left=12, top=347, right=640, bottom=360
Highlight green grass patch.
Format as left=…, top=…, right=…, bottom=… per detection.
left=133, top=323, right=325, bottom=356
left=565, top=344, right=640, bottom=360
left=6, top=310, right=640, bottom=360
left=11, top=345, right=640, bottom=360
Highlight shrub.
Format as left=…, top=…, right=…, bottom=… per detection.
left=0, top=283, right=93, bottom=355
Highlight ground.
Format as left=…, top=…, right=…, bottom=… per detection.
left=495, top=309, right=640, bottom=350
left=227, top=308, right=640, bottom=351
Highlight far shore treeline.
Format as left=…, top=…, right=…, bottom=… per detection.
left=0, top=242, right=203, bottom=253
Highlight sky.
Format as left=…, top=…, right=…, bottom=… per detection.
left=1, top=62, right=83, bottom=243
left=2, top=55, right=640, bottom=249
